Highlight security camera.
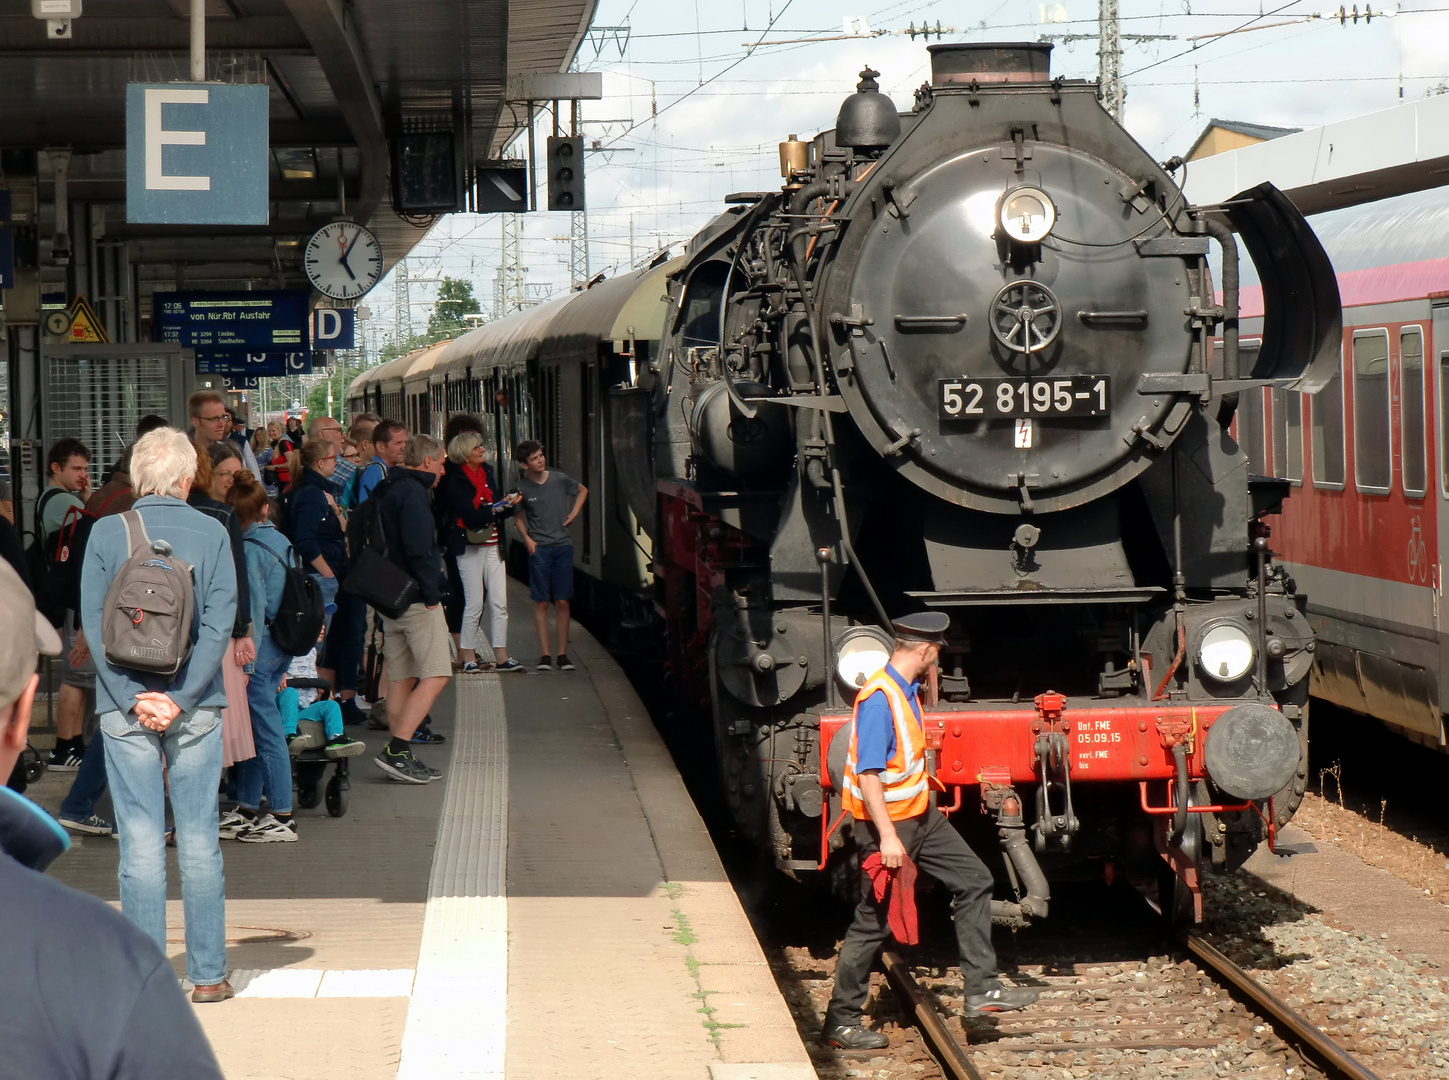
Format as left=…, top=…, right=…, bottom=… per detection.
left=46, top=18, right=71, bottom=38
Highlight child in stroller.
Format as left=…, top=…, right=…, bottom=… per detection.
left=281, top=649, right=365, bottom=760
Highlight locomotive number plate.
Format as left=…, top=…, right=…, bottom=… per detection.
left=938, top=376, right=1110, bottom=420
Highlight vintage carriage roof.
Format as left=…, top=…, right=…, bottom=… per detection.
left=431, top=294, right=577, bottom=382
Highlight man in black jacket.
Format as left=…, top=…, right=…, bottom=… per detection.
left=0, top=560, right=227, bottom=1078
left=374, top=434, right=451, bottom=784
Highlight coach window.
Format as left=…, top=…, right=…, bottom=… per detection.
left=1400, top=327, right=1426, bottom=496
left=1353, top=330, right=1392, bottom=492
left=1237, top=386, right=1267, bottom=475
left=1271, top=387, right=1303, bottom=482
left=1311, top=345, right=1346, bottom=487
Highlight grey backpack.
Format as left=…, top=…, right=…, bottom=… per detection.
left=101, top=510, right=196, bottom=676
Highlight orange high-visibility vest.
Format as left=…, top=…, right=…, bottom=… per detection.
left=840, top=668, right=931, bottom=822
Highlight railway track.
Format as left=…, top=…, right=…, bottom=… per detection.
left=880, top=912, right=1385, bottom=1080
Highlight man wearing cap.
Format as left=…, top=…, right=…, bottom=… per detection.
left=0, top=561, right=226, bottom=1078
left=824, top=612, right=1038, bottom=1050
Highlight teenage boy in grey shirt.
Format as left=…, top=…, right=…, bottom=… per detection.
left=512, top=440, right=587, bottom=671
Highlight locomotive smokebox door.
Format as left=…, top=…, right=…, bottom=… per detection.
left=824, top=62, right=1203, bottom=515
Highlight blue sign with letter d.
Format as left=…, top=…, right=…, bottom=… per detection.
left=312, top=308, right=356, bottom=350
left=126, top=83, right=269, bottom=225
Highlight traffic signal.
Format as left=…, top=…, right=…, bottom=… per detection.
left=546, top=136, right=585, bottom=211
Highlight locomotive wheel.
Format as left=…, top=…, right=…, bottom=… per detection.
left=325, top=774, right=348, bottom=817
left=1158, top=782, right=1206, bottom=928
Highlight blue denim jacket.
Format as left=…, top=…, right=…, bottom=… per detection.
left=241, top=521, right=294, bottom=671
left=80, top=496, right=236, bottom=717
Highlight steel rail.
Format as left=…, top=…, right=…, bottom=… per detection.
left=1176, top=931, right=1385, bottom=1080
left=880, top=950, right=984, bottom=1080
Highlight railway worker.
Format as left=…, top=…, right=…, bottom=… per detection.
left=824, top=612, right=1038, bottom=1051
left=512, top=439, right=588, bottom=671
left=0, top=559, right=228, bottom=1077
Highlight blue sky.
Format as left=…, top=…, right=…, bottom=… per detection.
left=363, top=1, right=1449, bottom=348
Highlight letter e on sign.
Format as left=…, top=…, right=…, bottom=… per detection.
left=144, top=88, right=210, bottom=191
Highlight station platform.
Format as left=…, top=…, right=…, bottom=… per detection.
left=26, top=581, right=813, bottom=1080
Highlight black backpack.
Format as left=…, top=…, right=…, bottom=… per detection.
left=244, top=536, right=326, bottom=656
left=343, top=472, right=397, bottom=568
left=25, top=488, right=76, bottom=627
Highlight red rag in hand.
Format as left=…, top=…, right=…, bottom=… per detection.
left=861, top=852, right=920, bottom=945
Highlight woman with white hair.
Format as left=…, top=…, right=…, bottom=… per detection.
left=435, top=428, right=522, bottom=673
left=79, top=426, right=240, bottom=1003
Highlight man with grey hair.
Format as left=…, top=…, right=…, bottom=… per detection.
left=373, top=433, right=450, bottom=784
left=0, top=558, right=227, bottom=1076
left=80, top=427, right=238, bottom=1003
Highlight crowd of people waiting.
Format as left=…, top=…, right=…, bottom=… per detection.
left=0, top=392, right=586, bottom=1009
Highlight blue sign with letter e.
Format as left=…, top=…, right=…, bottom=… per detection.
left=312, top=308, right=355, bottom=350
left=125, top=83, right=268, bottom=225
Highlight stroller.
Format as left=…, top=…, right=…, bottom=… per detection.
left=284, top=677, right=363, bottom=819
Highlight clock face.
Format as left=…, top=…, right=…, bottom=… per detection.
left=304, top=221, right=384, bottom=300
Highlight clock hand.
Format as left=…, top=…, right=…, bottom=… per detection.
left=337, top=230, right=362, bottom=281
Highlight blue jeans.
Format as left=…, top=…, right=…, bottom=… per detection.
left=100, top=707, right=226, bottom=986
left=321, top=585, right=367, bottom=692
left=237, top=655, right=292, bottom=815
left=59, top=735, right=108, bottom=819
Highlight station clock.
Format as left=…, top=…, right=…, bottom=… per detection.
left=303, top=220, right=384, bottom=301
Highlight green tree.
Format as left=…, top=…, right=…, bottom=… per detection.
left=306, top=367, right=354, bottom=422
left=427, top=276, right=481, bottom=340
left=378, top=331, right=430, bottom=365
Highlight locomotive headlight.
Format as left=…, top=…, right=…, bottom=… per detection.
left=998, top=185, right=1056, bottom=243
left=1196, top=622, right=1255, bottom=683
left=834, top=626, right=894, bottom=691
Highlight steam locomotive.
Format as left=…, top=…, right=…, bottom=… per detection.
left=352, top=42, right=1342, bottom=923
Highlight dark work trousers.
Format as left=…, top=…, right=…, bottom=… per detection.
left=322, top=586, right=367, bottom=693
left=826, top=809, right=997, bottom=1027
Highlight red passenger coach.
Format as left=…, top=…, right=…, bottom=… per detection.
left=1237, top=190, right=1449, bottom=751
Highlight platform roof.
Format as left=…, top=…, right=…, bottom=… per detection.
left=0, top=0, right=597, bottom=297
left=1181, top=94, right=1449, bottom=217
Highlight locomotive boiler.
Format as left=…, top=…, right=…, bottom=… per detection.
left=646, top=42, right=1341, bottom=923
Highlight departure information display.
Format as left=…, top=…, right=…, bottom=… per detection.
left=155, top=290, right=309, bottom=349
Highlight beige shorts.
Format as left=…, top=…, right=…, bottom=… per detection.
left=382, top=603, right=453, bottom=682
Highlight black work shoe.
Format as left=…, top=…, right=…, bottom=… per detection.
left=963, top=980, right=1039, bottom=1015
left=823, top=1023, right=889, bottom=1050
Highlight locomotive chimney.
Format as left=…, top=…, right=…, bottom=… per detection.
left=928, top=42, right=1053, bottom=85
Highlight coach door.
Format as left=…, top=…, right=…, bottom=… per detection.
left=1432, top=300, right=1449, bottom=729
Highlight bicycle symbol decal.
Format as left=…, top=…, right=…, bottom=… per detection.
left=1408, top=517, right=1429, bottom=584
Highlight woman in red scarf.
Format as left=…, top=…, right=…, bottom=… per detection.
left=438, top=431, right=523, bottom=672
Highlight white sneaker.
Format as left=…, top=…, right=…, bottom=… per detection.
left=218, top=810, right=252, bottom=840
left=237, top=814, right=298, bottom=843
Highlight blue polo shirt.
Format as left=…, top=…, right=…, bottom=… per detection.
left=357, top=457, right=388, bottom=503
left=853, top=662, right=922, bottom=773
